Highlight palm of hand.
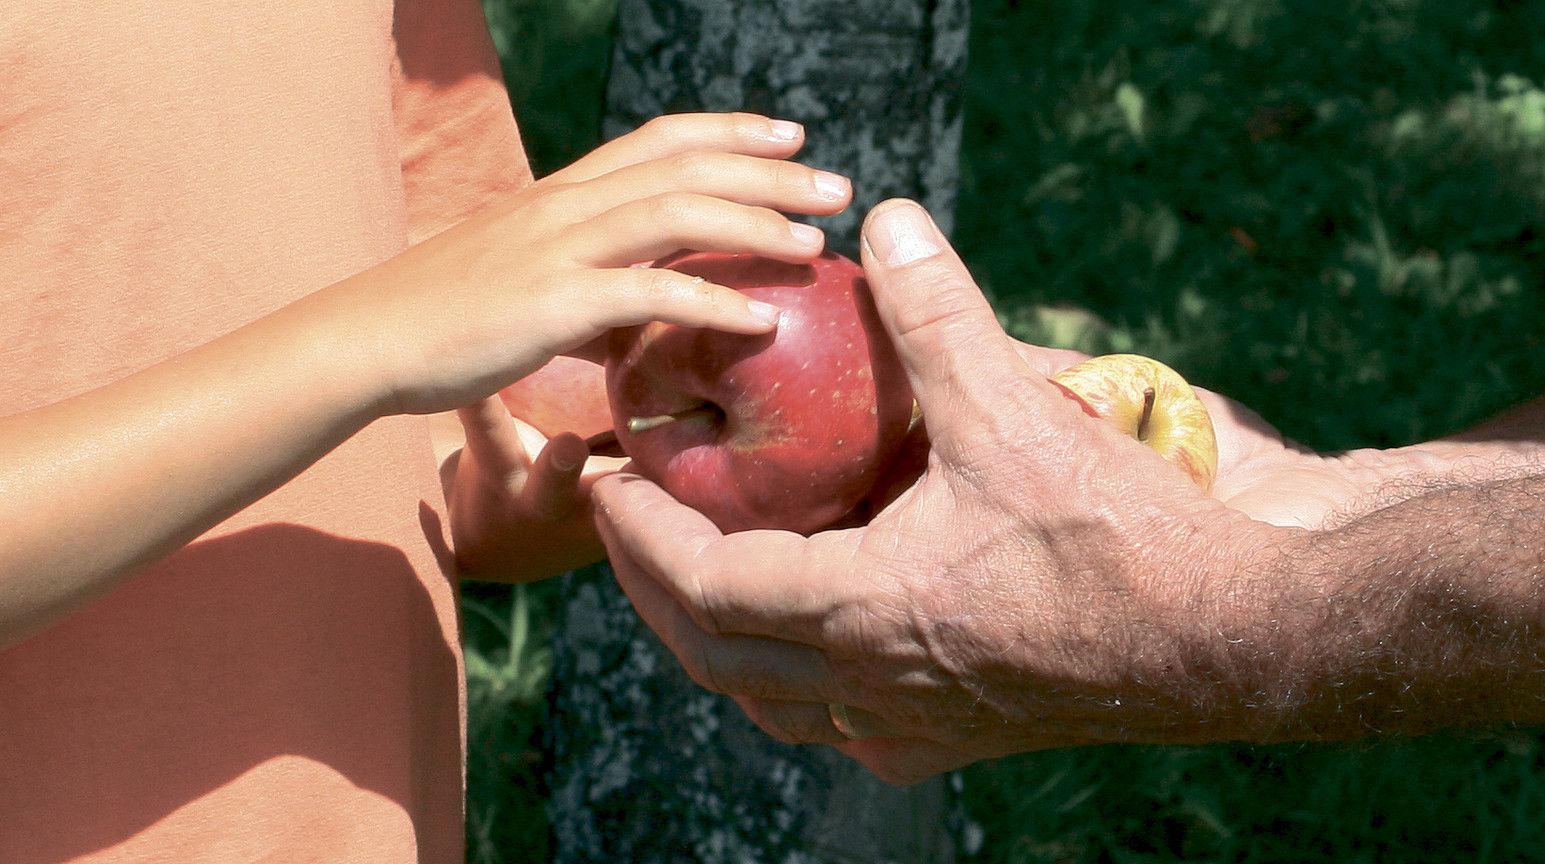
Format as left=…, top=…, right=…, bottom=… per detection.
left=1201, top=390, right=1384, bottom=530
left=1017, top=343, right=1383, bottom=530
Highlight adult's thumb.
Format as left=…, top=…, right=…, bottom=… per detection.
left=860, top=199, right=1029, bottom=448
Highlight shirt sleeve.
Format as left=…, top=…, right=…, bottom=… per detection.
left=391, top=0, right=535, bottom=245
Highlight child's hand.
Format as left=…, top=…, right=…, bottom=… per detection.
left=397, top=112, right=850, bottom=580
left=444, top=397, right=621, bottom=582
left=325, top=112, right=852, bottom=418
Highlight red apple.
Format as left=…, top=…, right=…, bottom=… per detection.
left=498, top=356, right=613, bottom=441
left=605, top=250, right=914, bottom=534
left=841, top=402, right=928, bottom=524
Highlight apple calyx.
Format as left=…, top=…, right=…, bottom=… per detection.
left=1050, top=353, right=1218, bottom=493
left=605, top=250, right=914, bottom=534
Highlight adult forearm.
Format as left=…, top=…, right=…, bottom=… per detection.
left=0, top=285, right=387, bottom=648
left=1243, top=469, right=1545, bottom=741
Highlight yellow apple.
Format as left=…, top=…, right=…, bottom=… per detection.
left=1050, top=353, right=1218, bottom=493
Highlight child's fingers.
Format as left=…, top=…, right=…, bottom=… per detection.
left=567, top=194, right=826, bottom=268
left=546, top=267, right=783, bottom=349
left=544, top=152, right=851, bottom=224
left=546, top=113, right=805, bottom=185
left=523, top=433, right=589, bottom=520
left=456, top=396, right=530, bottom=479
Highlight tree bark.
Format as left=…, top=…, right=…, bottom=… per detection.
left=600, top=0, right=969, bottom=253
left=547, top=2, right=972, bottom=861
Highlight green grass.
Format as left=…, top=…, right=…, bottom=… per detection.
left=961, top=735, right=1545, bottom=863
left=462, top=580, right=555, bottom=864
left=467, top=0, right=1545, bottom=861
left=961, top=0, right=1545, bottom=451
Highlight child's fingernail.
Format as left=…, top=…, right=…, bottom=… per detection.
left=789, top=222, right=824, bottom=247
left=812, top=170, right=850, bottom=201
left=549, top=440, right=585, bottom=472
left=747, top=300, right=783, bottom=326
left=768, top=119, right=803, bottom=141
left=864, top=202, right=941, bottom=267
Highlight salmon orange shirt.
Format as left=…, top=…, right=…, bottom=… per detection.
left=0, top=2, right=531, bottom=861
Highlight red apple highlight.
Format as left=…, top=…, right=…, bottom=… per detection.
left=605, top=250, right=914, bottom=534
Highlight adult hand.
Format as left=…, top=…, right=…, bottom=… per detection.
left=1007, top=343, right=1403, bottom=532
left=594, top=200, right=1545, bottom=783
left=591, top=199, right=1315, bottom=783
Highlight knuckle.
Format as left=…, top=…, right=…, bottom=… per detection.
left=728, top=110, right=763, bottom=127
left=784, top=713, right=830, bottom=745
left=830, top=664, right=871, bottom=707
left=667, top=151, right=719, bottom=185
left=636, top=267, right=684, bottom=300
left=641, top=191, right=697, bottom=225
left=760, top=703, right=829, bottom=746
left=670, top=604, right=728, bottom=693
left=532, top=277, right=592, bottom=340
left=728, top=111, right=770, bottom=139
left=742, top=702, right=802, bottom=745
left=666, top=553, right=730, bottom=639
left=525, top=184, right=576, bottom=227
left=869, top=760, right=930, bottom=787
left=748, top=204, right=789, bottom=236
left=766, top=158, right=801, bottom=191
left=887, top=276, right=985, bottom=350
left=687, top=569, right=729, bottom=637
left=640, top=113, right=685, bottom=144
left=683, top=641, right=726, bottom=694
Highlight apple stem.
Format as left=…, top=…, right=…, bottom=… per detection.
left=627, top=405, right=720, bottom=434
left=583, top=427, right=622, bottom=455
left=1138, top=387, right=1156, bottom=442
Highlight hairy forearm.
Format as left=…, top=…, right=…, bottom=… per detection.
left=1444, top=394, right=1545, bottom=446
left=0, top=284, right=387, bottom=648
left=1243, top=469, right=1545, bottom=741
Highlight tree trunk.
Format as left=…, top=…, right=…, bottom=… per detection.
left=547, top=2, right=972, bottom=861
left=600, top=0, right=969, bottom=253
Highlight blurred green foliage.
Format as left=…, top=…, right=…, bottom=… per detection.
left=479, top=0, right=617, bottom=175
left=964, top=732, right=1545, bottom=863
left=460, top=8, right=615, bottom=853
left=962, top=0, right=1545, bottom=451
left=463, top=582, right=554, bottom=864
left=467, top=0, right=1545, bottom=861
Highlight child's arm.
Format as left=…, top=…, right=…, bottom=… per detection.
left=0, top=113, right=845, bottom=648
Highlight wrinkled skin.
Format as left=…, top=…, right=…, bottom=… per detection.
left=591, top=199, right=1543, bottom=784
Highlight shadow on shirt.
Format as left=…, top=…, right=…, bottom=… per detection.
left=0, top=520, right=461, bottom=862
